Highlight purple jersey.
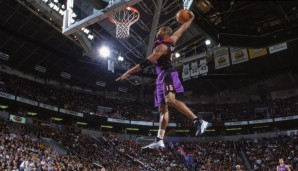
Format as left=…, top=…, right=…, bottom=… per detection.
left=278, top=165, right=287, bottom=171
left=152, top=39, right=174, bottom=75
left=152, top=39, right=184, bottom=107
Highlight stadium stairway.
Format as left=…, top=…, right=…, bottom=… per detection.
left=239, top=149, right=253, bottom=170
left=40, top=137, right=70, bottom=155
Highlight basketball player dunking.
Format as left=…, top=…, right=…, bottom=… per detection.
left=277, top=158, right=291, bottom=171
left=116, top=10, right=210, bottom=149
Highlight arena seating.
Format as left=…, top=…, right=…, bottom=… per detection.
left=1, top=115, right=297, bottom=170
left=0, top=118, right=245, bottom=170
left=0, top=119, right=101, bottom=170
left=1, top=72, right=298, bottom=123
left=241, top=135, right=298, bottom=171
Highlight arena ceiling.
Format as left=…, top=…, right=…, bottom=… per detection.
left=0, top=0, right=298, bottom=96
left=194, top=0, right=298, bottom=48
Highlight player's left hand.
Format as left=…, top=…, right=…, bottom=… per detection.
left=116, top=72, right=130, bottom=81
left=187, top=10, right=195, bottom=20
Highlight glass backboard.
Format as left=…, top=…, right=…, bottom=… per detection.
left=62, top=0, right=142, bottom=36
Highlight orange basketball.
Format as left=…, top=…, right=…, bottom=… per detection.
left=176, top=9, right=191, bottom=24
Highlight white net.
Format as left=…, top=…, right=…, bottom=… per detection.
left=110, top=7, right=139, bottom=39
left=108, top=0, right=116, bottom=8
left=115, top=22, right=131, bottom=39
left=183, top=0, right=193, bottom=9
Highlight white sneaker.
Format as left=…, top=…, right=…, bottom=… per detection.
left=201, top=120, right=209, bottom=134
left=195, top=120, right=211, bottom=136
left=141, top=140, right=165, bottom=150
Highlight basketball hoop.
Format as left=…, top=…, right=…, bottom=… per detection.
left=109, top=7, right=140, bottom=39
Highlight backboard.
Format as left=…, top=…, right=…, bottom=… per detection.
left=62, top=0, right=142, bottom=36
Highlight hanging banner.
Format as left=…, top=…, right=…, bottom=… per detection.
left=107, top=118, right=130, bottom=124
left=39, top=103, right=59, bottom=112
left=10, top=115, right=26, bottom=124
left=154, top=122, right=177, bottom=127
left=60, top=72, right=71, bottom=79
left=182, top=64, right=190, bottom=81
left=248, top=48, right=267, bottom=59
left=230, top=48, right=249, bottom=64
left=269, top=43, right=287, bottom=54
left=214, top=47, right=230, bottom=69
left=199, top=58, right=208, bottom=75
left=131, top=121, right=153, bottom=126
left=16, top=97, right=38, bottom=106
left=108, top=60, right=114, bottom=73
left=0, top=91, right=15, bottom=100
left=225, top=121, right=248, bottom=126
left=190, top=61, right=199, bottom=78
left=249, top=119, right=273, bottom=124
left=286, top=129, right=298, bottom=136
left=274, top=115, right=298, bottom=122
left=59, top=109, right=84, bottom=117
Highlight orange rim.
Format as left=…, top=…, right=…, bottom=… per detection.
left=109, top=7, right=140, bottom=25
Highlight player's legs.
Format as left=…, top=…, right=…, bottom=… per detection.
left=141, top=104, right=167, bottom=150
left=165, top=92, right=196, bottom=119
left=142, top=71, right=210, bottom=150
left=165, top=91, right=210, bottom=136
left=163, top=72, right=198, bottom=120
left=157, top=104, right=169, bottom=139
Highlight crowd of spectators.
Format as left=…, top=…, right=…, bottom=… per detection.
left=175, top=141, right=243, bottom=171
left=1, top=71, right=298, bottom=123
left=2, top=116, right=298, bottom=170
left=0, top=119, right=103, bottom=171
left=38, top=127, right=245, bottom=171
left=1, top=117, right=234, bottom=171
left=241, top=134, right=298, bottom=171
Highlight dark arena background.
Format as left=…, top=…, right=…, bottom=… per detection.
left=0, top=0, right=298, bottom=170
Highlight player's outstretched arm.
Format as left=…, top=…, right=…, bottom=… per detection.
left=116, top=44, right=167, bottom=81
left=170, top=10, right=195, bottom=45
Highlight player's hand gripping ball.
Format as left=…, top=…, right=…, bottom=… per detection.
left=176, top=9, right=192, bottom=24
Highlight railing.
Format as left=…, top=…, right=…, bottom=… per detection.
left=240, top=149, right=253, bottom=171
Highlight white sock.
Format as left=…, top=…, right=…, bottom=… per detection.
left=157, top=129, right=165, bottom=140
